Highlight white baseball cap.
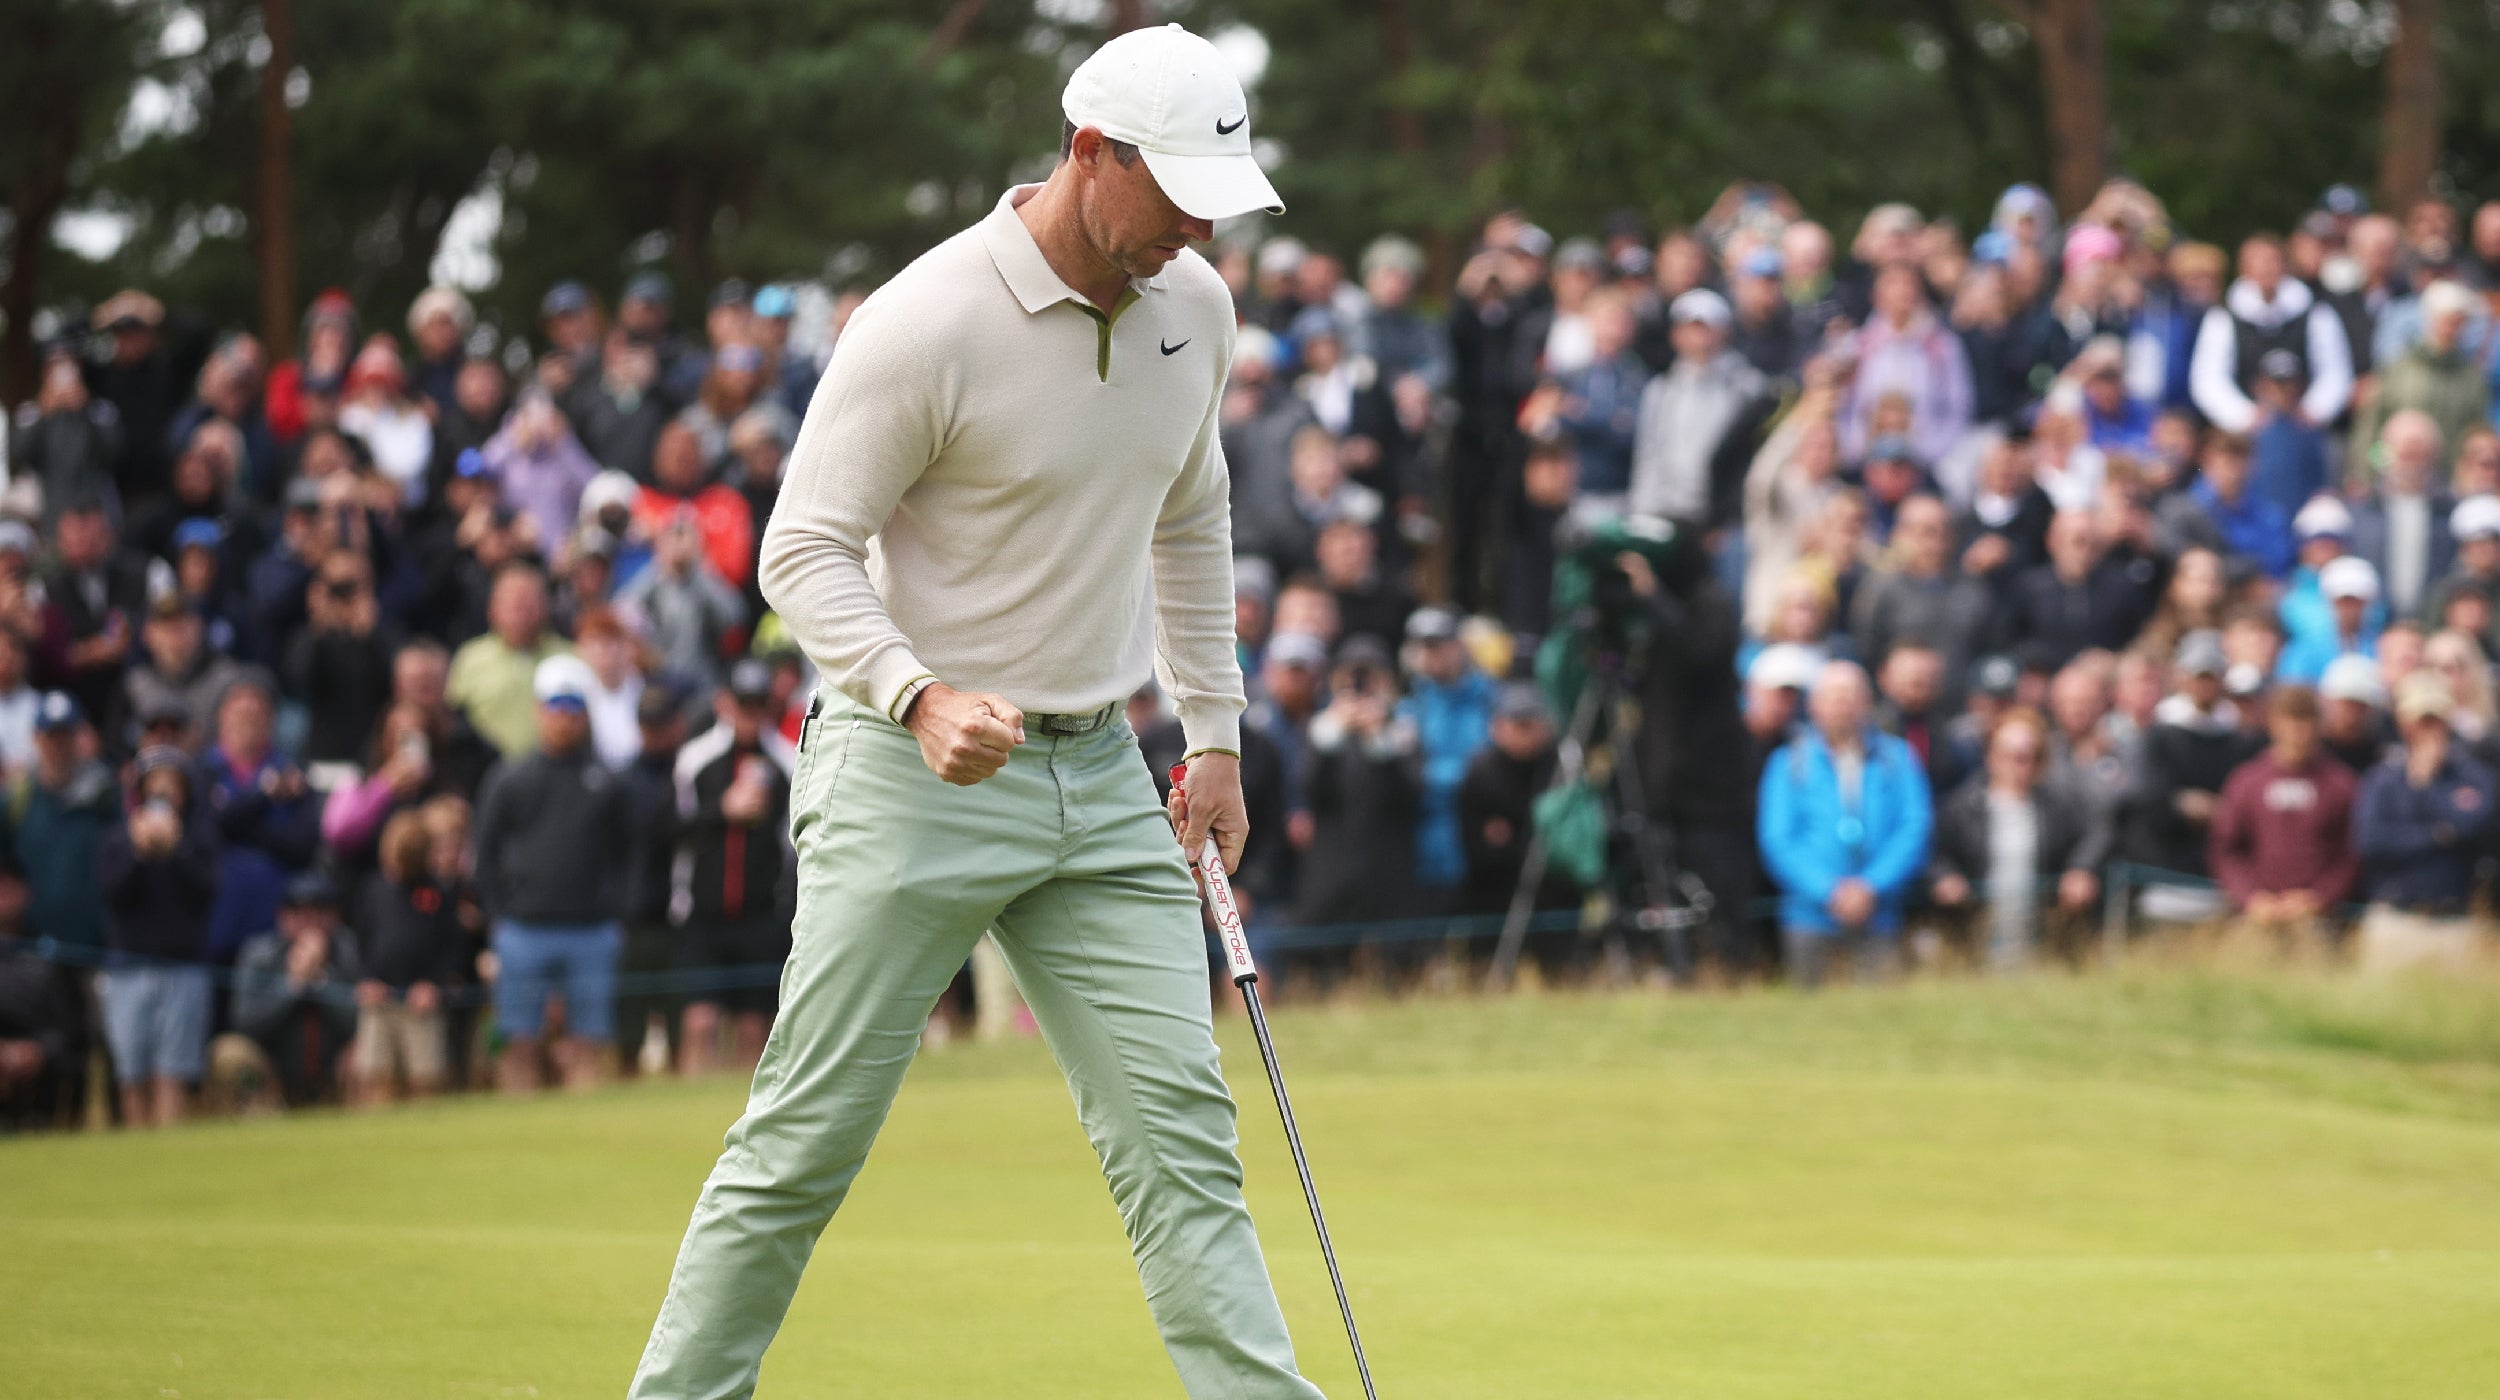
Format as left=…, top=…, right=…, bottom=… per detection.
left=2320, top=555, right=2380, bottom=602
left=1063, top=24, right=1284, bottom=222
left=1747, top=643, right=1820, bottom=692
left=2318, top=654, right=2384, bottom=707
left=2452, top=493, right=2500, bottom=542
left=2292, top=495, right=2354, bottom=540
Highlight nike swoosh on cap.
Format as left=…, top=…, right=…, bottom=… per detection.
left=1216, top=115, right=1246, bottom=135
left=1161, top=338, right=1190, bottom=356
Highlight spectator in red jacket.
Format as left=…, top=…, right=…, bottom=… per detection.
left=2207, top=685, right=2361, bottom=955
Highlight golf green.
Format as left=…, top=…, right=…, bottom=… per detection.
left=7, top=970, right=2500, bottom=1398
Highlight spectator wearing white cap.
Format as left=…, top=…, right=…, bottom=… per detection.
left=2281, top=556, right=2384, bottom=683
left=2318, top=653, right=2395, bottom=773
left=2424, top=494, right=2500, bottom=644
left=2351, top=409, right=2456, bottom=620
left=407, top=286, right=475, bottom=418
left=2275, top=493, right=2370, bottom=656
left=1627, top=287, right=1773, bottom=528
left=2353, top=280, right=2490, bottom=458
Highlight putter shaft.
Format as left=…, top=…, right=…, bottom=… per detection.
left=1173, top=764, right=1379, bottom=1400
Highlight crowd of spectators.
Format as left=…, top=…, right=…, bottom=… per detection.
left=8, top=173, right=2500, bottom=1129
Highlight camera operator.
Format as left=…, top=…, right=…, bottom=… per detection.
left=1614, top=538, right=1760, bottom=973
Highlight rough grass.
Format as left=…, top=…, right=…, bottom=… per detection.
left=5, top=965, right=2499, bottom=1399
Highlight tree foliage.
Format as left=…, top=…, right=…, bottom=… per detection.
left=14, top=0, right=2500, bottom=389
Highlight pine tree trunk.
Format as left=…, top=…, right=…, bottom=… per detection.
left=2033, top=0, right=2107, bottom=215
left=2376, top=0, right=2440, bottom=214
left=255, top=0, right=298, bottom=360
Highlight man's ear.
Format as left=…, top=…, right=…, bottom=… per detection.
left=1067, top=125, right=1104, bottom=171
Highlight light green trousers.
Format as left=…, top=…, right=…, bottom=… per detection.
left=630, top=692, right=1325, bottom=1400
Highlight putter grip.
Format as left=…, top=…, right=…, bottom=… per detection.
left=1171, top=762, right=1259, bottom=984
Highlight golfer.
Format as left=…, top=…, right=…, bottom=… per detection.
left=629, top=25, right=1327, bottom=1400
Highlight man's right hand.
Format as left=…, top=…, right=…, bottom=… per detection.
left=903, top=682, right=1024, bottom=786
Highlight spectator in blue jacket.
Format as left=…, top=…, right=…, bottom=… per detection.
left=2279, top=557, right=2383, bottom=684
left=1396, top=608, right=1495, bottom=906
left=2184, top=430, right=2294, bottom=579
left=1757, top=660, right=1935, bottom=986
left=198, top=674, right=321, bottom=966
left=2354, top=670, right=2497, bottom=971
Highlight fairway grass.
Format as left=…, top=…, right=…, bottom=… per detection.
left=6, top=968, right=2500, bottom=1398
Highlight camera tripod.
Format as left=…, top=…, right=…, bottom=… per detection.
left=1486, top=639, right=1715, bottom=990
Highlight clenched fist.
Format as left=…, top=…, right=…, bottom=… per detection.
left=904, top=682, right=1025, bottom=786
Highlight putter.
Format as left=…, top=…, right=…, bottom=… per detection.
left=1171, top=764, right=1380, bottom=1400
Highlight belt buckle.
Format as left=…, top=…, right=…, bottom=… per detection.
left=1038, top=704, right=1111, bottom=736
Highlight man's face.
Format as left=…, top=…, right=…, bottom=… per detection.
left=1262, top=659, right=1318, bottom=713
left=1417, top=636, right=1466, bottom=685
left=1071, top=131, right=1217, bottom=282
left=2201, top=445, right=2249, bottom=498
left=2325, top=696, right=2372, bottom=740
left=2240, top=241, right=2285, bottom=294
left=2185, top=670, right=2225, bottom=709
left=1879, top=649, right=1940, bottom=712
left=1669, top=317, right=1722, bottom=362
left=219, top=689, right=273, bottom=756
left=2049, top=670, right=2106, bottom=737
left=455, top=361, right=506, bottom=419
left=1986, top=723, right=2044, bottom=792
left=2333, top=595, right=2368, bottom=634
left=537, top=702, right=590, bottom=753
left=279, top=906, right=336, bottom=945
left=397, top=651, right=447, bottom=710
left=489, top=575, right=547, bottom=647
left=2270, top=710, right=2318, bottom=763
left=144, top=612, right=200, bottom=672
left=1491, top=713, right=1550, bottom=759
left=2428, top=308, right=2469, bottom=353
left=2462, top=536, right=2500, bottom=576
left=56, top=510, right=110, bottom=570
left=1893, top=500, right=1949, bottom=574
left=1315, top=520, right=1374, bottom=586
left=1364, top=263, right=1413, bottom=310
left=1809, top=669, right=1870, bottom=742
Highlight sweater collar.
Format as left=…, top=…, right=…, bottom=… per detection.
left=980, top=184, right=1167, bottom=316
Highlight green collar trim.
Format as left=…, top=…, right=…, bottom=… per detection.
left=1074, top=286, right=1143, bottom=382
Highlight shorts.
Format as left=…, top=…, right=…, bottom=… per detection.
left=98, top=964, right=213, bottom=1085
left=491, top=920, right=623, bottom=1042
left=678, top=913, right=792, bottom=1015
left=352, top=999, right=451, bottom=1087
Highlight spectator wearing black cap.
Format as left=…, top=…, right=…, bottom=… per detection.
left=1458, top=682, right=1568, bottom=920
left=7, top=690, right=116, bottom=937
left=281, top=546, right=399, bottom=768
left=473, top=656, right=634, bottom=1090
left=613, top=683, right=690, bottom=1074
left=43, top=494, right=150, bottom=740
left=95, top=745, right=221, bottom=1127
left=126, top=593, right=245, bottom=752
left=1293, top=635, right=1422, bottom=957
left=571, top=328, right=669, bottom=482
left=668, top=659, right=797, bottom=1075
left=535, top=281, right=603, bottom=407
left=1629, top=289, right=1773, bottom=531
left=219, top=870, right=363, bottom=1109
left=82, top=290, right=214, bottom=508
left=2121, top=631, right=2260, bottom=916
left=617, top=272, right=688, bottom=395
